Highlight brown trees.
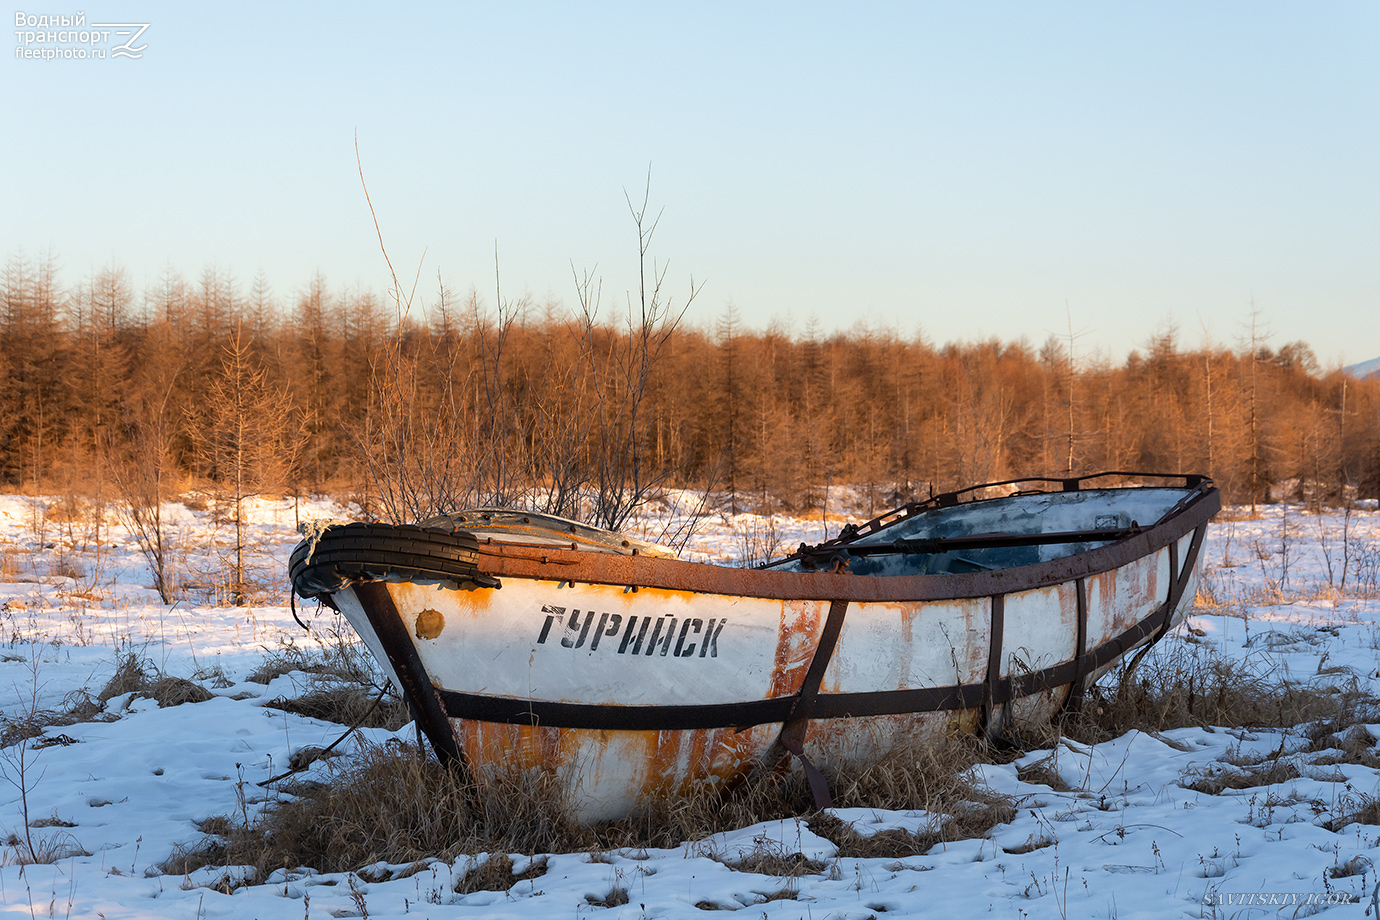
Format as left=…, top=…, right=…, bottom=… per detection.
left=1, top=247, right=1379, bottom=520
left=189, top=326, right=303, bottom=603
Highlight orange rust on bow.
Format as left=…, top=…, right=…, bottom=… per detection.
left=454, top=718, right=784, bottom=812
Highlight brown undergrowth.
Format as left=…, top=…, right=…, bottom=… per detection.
left=163, top=731, right=1014, bottom=883
left=163, top=638, right=1380, bottom=889
left=1054, top=645, right=1364, bottom=747
left=250, top=640, right=410, bottom=731
left=0, top=650, right=217, bottom=747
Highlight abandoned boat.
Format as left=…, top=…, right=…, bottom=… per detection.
left=289, top=472, right=1219, bottom=822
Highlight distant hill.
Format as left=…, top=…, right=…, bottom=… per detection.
left=1347, top=356, right=1380, bottom=379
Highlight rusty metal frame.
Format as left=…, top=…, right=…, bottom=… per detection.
left=790, top=471, right=1212, bottom=558
left=464, top=481, right=1219, bottom=604
left=351, top=582, right=467, bottom=771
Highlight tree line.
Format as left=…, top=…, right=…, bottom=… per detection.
left=4, top=250, right=1378, bottom=528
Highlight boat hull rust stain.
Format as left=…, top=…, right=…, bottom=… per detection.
left=296, top=474, right=1221, bottom=824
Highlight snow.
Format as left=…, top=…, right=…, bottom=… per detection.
left=3, top=493, right=1380, bottom=917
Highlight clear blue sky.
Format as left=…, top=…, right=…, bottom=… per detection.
left=5, top=2, right=1377, bottom=366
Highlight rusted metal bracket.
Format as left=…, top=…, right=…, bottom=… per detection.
left=1061, top=578, right=1090, bottom=715
left=353, top=582, right=470, bottom=782
left=981, top=594, right=1007, bottom=736
left=776, top=598, right=850, bottom=809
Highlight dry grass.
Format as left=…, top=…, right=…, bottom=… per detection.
left=248, top=641, right=409, bottom=730
left=1, top=688, right=116, bottom=747
left=4, top=830, right=89, bottom=865
left=454, top=852, right=547, bottom=894
left=1306, top=722, right=1380, bottom=769
left=96, top=651, right=214, bottom=708
left=98, top=651, right=156, bottom=702
left=1325, top=794, right=1380, bottom=832
left=1182, top=759, right=1302, bottom=795
left=813, top=797, right=1018, bottom=861
left=726, top=848, right=828, bottom=878
left=1016, top=756, right=1071, bottom=792
left=585, top=886, right=631, bottom=907
left=166, top=729, right=1018, bottom=884
left=264, top=686, right=409, bottom=731
left=163, top=632, right=1380, bottom=887
left=1059, top=646, right=1359, bottom=745
left=245, top=641, right=376, bottom=686
left=1004, top=834, right=1056, bottom=855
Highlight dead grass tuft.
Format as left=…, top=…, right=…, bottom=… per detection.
left=95, top=652, right=214, bottom=709
left=98, top=651, right=155, bottom=702
left=1062, top=645, right=1362, bottom=744
left=454, top=852, right=547, bottom=894
left=725, top=847, right=827, bottom=878
left=148, top=677, right=214, bottom=708
left=172, top=740, right=485, bottom=879
left=1182, top=759, right=1301, bottom=795
left=264, top=686, right=409, bottom=731
left=810, top=796, right=1017, bottom=861
left=5, top=831, right=90, bottom=865
left=1326, top=794, right=1380, bottom=832
left=1329, top=856, right=1372, bottom=879
left=168, top=725, right=1024, bottom=884
left=1004, top=834, right=1055, bottom=855
left=1016, top=757, right=1071, bottom=792
left=1, top=688, right=118, bottom=747
left=29, top=813, right=76, bottom=829
left=1306, top=722, right=1380, bottom=768
left=244, top=642, right=374, bottom=686
left=585, top=886, right=630, bottom=907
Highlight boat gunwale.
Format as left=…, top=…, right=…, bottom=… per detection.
left=462, top=482, right=1219, bottom=603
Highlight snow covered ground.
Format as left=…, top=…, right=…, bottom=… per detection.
left=2, top=492, right=1380, bottom=918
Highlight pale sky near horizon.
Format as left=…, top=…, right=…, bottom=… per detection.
left=5, top=2, right=1377, bottom=367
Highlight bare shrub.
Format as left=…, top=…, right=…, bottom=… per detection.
left=352, top=155, right=710, bottom=548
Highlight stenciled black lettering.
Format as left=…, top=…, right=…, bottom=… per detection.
left=589, top=612, right=622, bottom=651
left=541, top=605, right=727, bottom=659
left=674, top=618, right=702, bottom=657
left=643, top=616, right=667, bottom=656
left=561, top=609, right=597, bottom=649
left=700, top=618, right=726, bottom=658
left=537, top=605, right=565, bottom=644
left=620, top=615, right=652, bottom=655
left=655, top=617, right=678, bottom=656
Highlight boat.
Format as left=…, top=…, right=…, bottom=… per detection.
left=289, top=471, right=1219, bottom=823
